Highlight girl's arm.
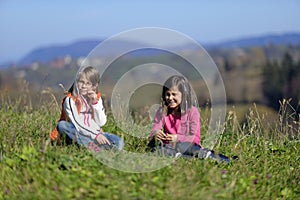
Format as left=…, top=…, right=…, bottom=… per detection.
left=149, top=108, right=164, bottom=139
left=91, top=97, right=107, bottom=127
left=176, top=107, right=201, bottom=144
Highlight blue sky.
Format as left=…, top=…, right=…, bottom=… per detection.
left=0, top=0, right=299, bottom=63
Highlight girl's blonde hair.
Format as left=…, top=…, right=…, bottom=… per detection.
left=68, top=66, right=100, bottom=95
left=77, top=66, right=100, bottom=87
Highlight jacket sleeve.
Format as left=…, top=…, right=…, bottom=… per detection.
left=149, top=108, right=164, bottom=139
left=63, top=97, right=99, bottom=140
left=91, top=97, right=107, bottom=127
left=177, top=107, right=200, bottom=144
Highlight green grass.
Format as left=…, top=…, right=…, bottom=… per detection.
left=0, top=96, right=299, bottom=200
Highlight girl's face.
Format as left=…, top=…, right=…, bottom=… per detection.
left=77, top=74, right=94, bottom=96
left=165, top=86, right=182, bottom=110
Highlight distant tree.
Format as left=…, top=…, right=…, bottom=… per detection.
left=282, top=53, right=299, bottom=108
left=263, top=52, right=299, bottom=113
left=282, top=53, right=294, bottom=84
left=296, top=60, right=300, bottom=100
left=249, top=47, right=266, bottom=67
left=263, top=60, right=284, bottom=110
left=224, top=58, right=233, bottom=72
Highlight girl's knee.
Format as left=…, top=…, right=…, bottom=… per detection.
left=57, top=121, right=68, bottom=132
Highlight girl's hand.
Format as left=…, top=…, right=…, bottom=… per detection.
left=155, top=130, right=167, bottom=141
left=96, top=134, right=111, bottom=145
left=165, top=134, right=178, bottom=143
left=87, top=90, right=98, bottom=105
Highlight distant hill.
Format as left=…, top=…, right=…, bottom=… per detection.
left=18, top=38, right=154, bottom=66
left=18, top=40, right=101, bottom=65
left=16, top=32, right=300, bottom=66
left=206, top=33, right=300, bottom=49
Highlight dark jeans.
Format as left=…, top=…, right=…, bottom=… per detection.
left=147, top=138, right=230, bottom=162
left=147, top=138, right=201, bottom=156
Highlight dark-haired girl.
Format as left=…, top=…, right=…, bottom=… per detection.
left=148, top=75, right=230, bottom=162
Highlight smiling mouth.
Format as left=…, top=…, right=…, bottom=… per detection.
left=168, top=101, right=176, bottom=106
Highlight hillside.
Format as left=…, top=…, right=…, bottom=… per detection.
left=0, top=32, right=299, bottom=117
left=14, top=32, right=300, bottom=66
left=206, top=33, right=300, bottom=49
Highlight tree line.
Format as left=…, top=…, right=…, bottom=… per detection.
left=263, top=52, right=300, bottom=114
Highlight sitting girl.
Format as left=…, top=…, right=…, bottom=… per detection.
left=50, top=66, right=123, bottom=151
left=148, top=75, right=230, bottom=162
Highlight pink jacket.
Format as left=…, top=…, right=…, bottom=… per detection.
left=150, top=106, right=201, bottom=145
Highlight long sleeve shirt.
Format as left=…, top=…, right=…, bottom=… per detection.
left=150, top=106, right=200, bottom=145
left=64, top=96, right=107, bottom=140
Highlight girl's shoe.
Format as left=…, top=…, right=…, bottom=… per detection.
left=88, top=142, right=101, bottom=153
left=198, top=148, right=231, bottom=163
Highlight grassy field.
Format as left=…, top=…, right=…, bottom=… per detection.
left=0, top=93, right=299, bottom=200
